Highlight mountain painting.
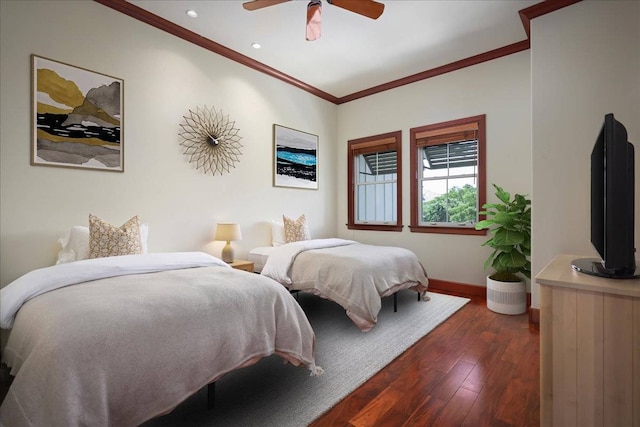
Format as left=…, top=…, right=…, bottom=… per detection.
left=273, top=124, right=318, bottom=189
left=32, top=55, right=123, bottom=171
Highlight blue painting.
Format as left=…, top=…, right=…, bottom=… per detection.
left=274, top=124, right=318, bottom=189
left=32, top=55, right=123, bottom=172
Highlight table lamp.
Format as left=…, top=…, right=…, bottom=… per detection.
left=215, top=223, right=242, bottom=263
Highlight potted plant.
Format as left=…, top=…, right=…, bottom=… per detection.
left=475, top=184, right=531, bottom=314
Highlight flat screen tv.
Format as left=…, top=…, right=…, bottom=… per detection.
left=572, top=113, right=639, bottom=279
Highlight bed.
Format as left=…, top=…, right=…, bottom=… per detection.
left=256, top=238, right=429, bottom=332
left=248, top=245, right=274, bottom=273
left=0, top=251, right=321, bottom=427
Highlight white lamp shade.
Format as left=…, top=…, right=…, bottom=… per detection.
left=215, top=223, right=242, bottom=242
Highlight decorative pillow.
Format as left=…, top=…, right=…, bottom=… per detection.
left=56, top=223, right=149, bottom=264
left=88, top=214, right=143, bottom=259
left=270, top=220, right=286, bottom=247
left=283, top=214, right=310, bottom=243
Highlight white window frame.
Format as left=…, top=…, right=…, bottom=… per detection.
left=418, top=139, right=479, bottom=228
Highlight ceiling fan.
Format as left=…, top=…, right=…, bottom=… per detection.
left=242, top=0, right=385, bottom=41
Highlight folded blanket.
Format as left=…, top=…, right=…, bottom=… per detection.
left=1, top=251, right=227, bottom=329
left=260, top=238, right=357, bottom=285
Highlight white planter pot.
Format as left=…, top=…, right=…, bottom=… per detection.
left=486, top=276, right=526, bottom=315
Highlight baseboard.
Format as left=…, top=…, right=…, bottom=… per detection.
left=429, top=278, right=538, bottom=325
left=428, top=278, right=485, bottom=297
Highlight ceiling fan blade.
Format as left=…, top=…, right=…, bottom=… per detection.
left=242, top=0, right=291, bottom=11
left=327, top=0, right=384, bottom=19
left=306, top=0, right=322, bottom=41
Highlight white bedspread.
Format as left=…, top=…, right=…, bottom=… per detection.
left=0, top=253, right=320, bottom=427
left=261, top=239, right=428, bottom=331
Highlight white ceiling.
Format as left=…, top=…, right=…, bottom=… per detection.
left=127, top=0, right=539, bottom=98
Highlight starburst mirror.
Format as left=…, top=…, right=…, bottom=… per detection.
left=178, top=106, right=243, bottom=175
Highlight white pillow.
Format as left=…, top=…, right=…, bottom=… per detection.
left=56, top=223, right=149, bottom=264
left=270, top=220, right=286, bottom=247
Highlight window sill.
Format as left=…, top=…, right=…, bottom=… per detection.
left=347, top=224, right=404, bottom=232
left=409, top=225, right=486, bottom=236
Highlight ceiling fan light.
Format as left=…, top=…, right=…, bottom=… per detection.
left=306, top=0, right=322, bottom=41
left=242, top=0, right=385, bottom=40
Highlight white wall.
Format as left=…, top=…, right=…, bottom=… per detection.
left=337, top=52, right=532, bottom=288
left=0, top=0, right=338, bottom=287
left=4, top=0, right=635, bottom=314
left=530, top=1, right=640, bottom=307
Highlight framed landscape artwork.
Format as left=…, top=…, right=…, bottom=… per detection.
left=273, top=124, right=318, bottom=189
left=32, top=55, right=124, bottom=172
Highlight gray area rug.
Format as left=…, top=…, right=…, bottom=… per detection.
left=143, top=291, right=470, bottom=426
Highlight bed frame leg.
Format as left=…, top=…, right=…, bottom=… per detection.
left=393, top=293, right=397, bottom=312
left=207, top=382, right=215, bottom=410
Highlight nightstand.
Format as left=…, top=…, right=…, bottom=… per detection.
left=228, top=259, right=254, bottom=272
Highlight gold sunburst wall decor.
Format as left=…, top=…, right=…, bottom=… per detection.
left=178, top=105, right=243, bottom=175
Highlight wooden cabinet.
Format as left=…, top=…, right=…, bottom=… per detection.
left=229, top=259, right=254, bottom=272
left=536, top=254, right=640, bottom=427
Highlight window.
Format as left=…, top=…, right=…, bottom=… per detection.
left=347, top=131, right=402, bottom=231
left=410, top=115, right=486, bottom=235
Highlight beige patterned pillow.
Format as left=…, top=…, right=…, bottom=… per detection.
left=88, top=214, right=143, bottom=259
left=283, top=214, right=310, bottom=243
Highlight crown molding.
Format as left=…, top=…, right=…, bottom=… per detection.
left=95, top=0, right=581, bottom=105
left=337, top=40, right=530, bottom=104
left=519, top=0, right=582, bottom=39
left=93, top=0, right=339, bottom=104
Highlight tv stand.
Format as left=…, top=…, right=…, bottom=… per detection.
left=571, top=257, right=640, bottom=279
left=536, top=254, right=640, bottom=427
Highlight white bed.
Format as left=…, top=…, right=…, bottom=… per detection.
left=255, top=238, right=429, bottom=332
left=0, top=252, right=320, bottom=427
left=248, top=245, right=275, bottom=273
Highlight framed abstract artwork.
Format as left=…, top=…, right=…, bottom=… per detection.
left=273, top=124, right=318, bottom=189
left=31, top=55, right=124, bottom=172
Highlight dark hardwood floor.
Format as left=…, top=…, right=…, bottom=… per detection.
left=310, top=290, right=540, bottom=427
left=0, top=291, right=539, bottom=426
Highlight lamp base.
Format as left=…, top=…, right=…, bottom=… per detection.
left=222, top=242, right=234, bottom=263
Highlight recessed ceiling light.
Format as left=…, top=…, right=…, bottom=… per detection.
left=251, top=43, right=261, bottom=49
left=186, top=9, right=198, bottom=18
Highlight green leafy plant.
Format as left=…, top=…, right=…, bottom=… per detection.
left=475, top=184, right=531, bottom=282
left=422, top=184, right=477, bottom=223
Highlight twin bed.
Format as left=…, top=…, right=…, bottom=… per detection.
left=0, top=252, right=320, bottom=427
left=0, top=218, right=429, bottom=426
left=254, top=238, right=429, bottom=332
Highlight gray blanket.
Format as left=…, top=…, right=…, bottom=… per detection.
left=263, top=240, right=429, bottom=331
left=1, top=267, right=319, bottom=427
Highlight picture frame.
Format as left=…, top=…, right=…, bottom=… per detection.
left=273, top=124, right=318, bottom=189
left=32, top=54, right=124, bottom=172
